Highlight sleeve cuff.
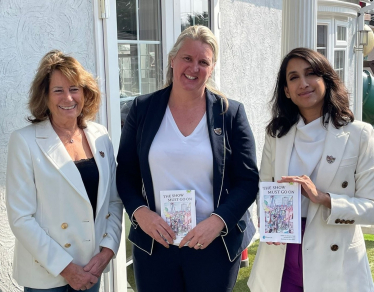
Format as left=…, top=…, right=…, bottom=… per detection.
left=130, top=205, right=148, bottom=228
left=210, top=213, right=228, bottom=236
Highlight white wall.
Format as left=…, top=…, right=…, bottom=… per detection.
left=219, top=0, right=283, bottom=228
left=219, top=0, right=283, bottom=165
left=0, top=0, right=96, bottom=290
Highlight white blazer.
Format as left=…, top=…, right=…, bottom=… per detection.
left=6, top=120, right=123, bottom=289
left=248, top=120, right=374, bottom=292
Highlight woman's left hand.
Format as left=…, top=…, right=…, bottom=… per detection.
left=278, top=175, right=331, bottom=209
left=83, top=247, right=114, bottom=277
left=179, top=215, right=225, bottom=250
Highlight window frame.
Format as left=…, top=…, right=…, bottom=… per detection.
left=317, top=19, right=333, bottom=62
left=335, top=20, right=348, bottom=47
left=317, top=18, right=348, bottom=84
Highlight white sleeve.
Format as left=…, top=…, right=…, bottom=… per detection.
left=323, top=124, right=374, bottom=225
left=6, top=131, right=73, bottom=277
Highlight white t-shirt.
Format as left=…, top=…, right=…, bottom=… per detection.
left=149, top=106, right=214, bottom=223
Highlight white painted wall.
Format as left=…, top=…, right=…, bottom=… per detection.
left=220, top=0, right=283, bottom=168
left=0, top=0, right=97, bottom=290
left=219, top=0, right=283, bottom=228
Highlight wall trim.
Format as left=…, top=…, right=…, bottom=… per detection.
left=318, top=0, right=360, bottom=19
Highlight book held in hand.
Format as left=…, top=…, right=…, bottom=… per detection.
left=160, top=190, right=196, bottom=246
left=259, top=182, right=301, bottom=244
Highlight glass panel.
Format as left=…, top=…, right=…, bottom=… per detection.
left=139, top=0, right=161, bottom=41
left=181, top=0, right=210, bottom=31
left=118, top=43, right=139, bottom=97
left=139, top=43, right=163, bottom=94
left=317, top=49, right=326, bottom=57
left=117, top=0, right=137, bottom=40
left=337, top=26, right=347, bottom=41
left=317, top=25, right=327, bottom=48
left=334, top=50, right=345, bottom=81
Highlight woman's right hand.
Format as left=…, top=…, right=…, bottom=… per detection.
left=60, top=262, right=98, bottom=290
left=134, top=207, right=176, bottom=248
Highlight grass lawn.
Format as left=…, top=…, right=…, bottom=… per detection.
left=127, top=236, right=374, bottom=292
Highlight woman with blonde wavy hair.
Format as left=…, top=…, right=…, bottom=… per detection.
left=6, top=50, right=123, bottom=292
left=117, top=25, right=259, bottom=292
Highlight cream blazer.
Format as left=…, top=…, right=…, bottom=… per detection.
left=6, top=120, right=123, bottom=289
left=248, top=120, right=374, bottom=292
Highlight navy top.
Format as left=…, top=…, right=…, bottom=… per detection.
left=74, top=157, right=99, bottom=219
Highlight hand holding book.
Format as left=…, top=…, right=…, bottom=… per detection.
left=178, top=215, right=225, bottom=249
left=278, top=175, right=331, bottom=209
left=134, top=206, right=176, bottom=248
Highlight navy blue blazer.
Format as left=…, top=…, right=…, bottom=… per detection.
left=116, top=85, right=259, bottom=261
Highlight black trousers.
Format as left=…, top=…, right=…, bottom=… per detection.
left=133, top=237, right=241, bottom=292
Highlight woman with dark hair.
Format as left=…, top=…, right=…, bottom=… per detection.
left=248, top=47, right=374, bottom=292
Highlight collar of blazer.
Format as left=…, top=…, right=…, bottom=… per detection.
left=35, top=119, right=109, bottom=215
left=274, top=118, right=349, bottom=227
left=138, top=85, right=225, bottom=211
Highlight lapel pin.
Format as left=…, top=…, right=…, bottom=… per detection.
left=326, top=155, right=335, bottom=164
left=214, top=128, right=222, bottom=135
left=99, top=151, right=105, bottom=158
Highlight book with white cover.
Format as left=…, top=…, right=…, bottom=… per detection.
left=259, top=182, right=301, bottom=244
left=160, top=190, right=196, bottom=246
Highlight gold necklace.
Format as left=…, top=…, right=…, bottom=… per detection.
left=52, top=125, right=81, bottom=144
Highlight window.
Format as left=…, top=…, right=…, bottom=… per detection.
left=337, top=26, right=347, bottom=41
left=117, top=0, right=163, bottom=126
left=317, top=25, right=328, bottom=57
left=317, top=19, right=347, bottom=83
left=334, top=50, right=345, bottom=81
left=180, top=0, right=211, bottom=31
left=335, top=21, right=348, bottom=46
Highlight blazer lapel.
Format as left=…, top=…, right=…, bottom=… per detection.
left=206, top=90, right=224, bottom=207
left=35, top=120, right=89, bottom=203
left=274, top=125, right=296, bottom=180
left=139, top=86, right=171, bottom=211
left=84, top=124, right=109, bottom=217
left=307, top=121, right=349, bottom=226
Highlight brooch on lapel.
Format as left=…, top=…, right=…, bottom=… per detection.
left=326, top=155, right=335, bottom=164
left=214, top=128, right=222, bottom=135
left=99, top=151, right=105, bottom=158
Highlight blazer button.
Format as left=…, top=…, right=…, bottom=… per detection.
left=61, top=223, right=68, bottom=229
left=106, top=213, right=111, bottom=219
left=340, top=219, right=346, bottom=224
left=350, top=220, right=355, bottom=224
left=103, top=233, right=108, bottom=238
left=35, top=260, right=39, bottom=263
left=331, top=244, right=339, bottom=251
left=64, top=243, right=71, bottom=248
left=335, top=219, right=341, bottom=224
left=342, top=181, right=348, bottom=188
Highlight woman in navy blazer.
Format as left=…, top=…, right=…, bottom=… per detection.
left=116, top=26, right=259, bottom=292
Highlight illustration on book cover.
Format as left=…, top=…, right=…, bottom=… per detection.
left=263, top=195, right=294, bottom=234
left=259, top=182, right=301, bottom=244
left=160, top=190, right=196, bottom=245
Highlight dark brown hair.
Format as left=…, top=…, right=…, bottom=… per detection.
left=28, top=50, right=101, bottom=128
left=267, top=47, right=354, bottom=138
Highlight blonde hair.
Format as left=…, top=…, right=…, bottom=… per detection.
left=28, top=50, right=101, bottom=128
left=164, top=25, right=228, bottom=110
